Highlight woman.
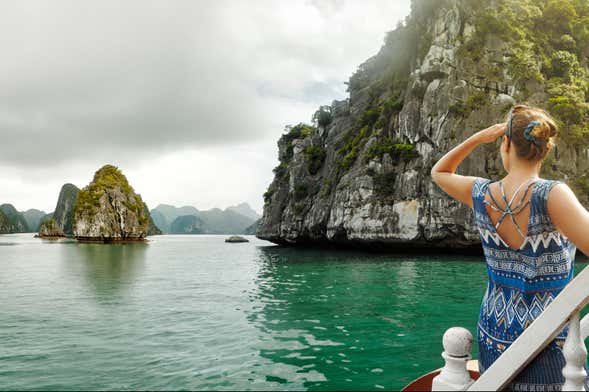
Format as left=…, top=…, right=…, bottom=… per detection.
left=431, top=104, right=589, bottom=390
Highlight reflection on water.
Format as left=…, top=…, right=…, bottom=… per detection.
left=1, top=234, right=494, bottom=391
left=249, top=246, right=486, bottom=390
left=64, top=243, right=147, bottom=301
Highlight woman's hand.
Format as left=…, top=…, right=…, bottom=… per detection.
left=473, top=123, right=507, bottom=144
left=430, top=122, right=505, bottom=208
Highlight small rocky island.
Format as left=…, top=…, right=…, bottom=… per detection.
left=73, top=165, right=152, bottom=242
left=225, top=235, right=249, bottom=243
left=37, top=218, right=65, bottom=238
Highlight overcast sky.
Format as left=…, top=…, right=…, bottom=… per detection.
left=0, top=0, right=411, bottom=214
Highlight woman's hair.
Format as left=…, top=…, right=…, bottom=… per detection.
left=505, top=104, right=558, bottom=161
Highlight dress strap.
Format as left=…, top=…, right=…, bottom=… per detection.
left=483, top=178, right=537, bottom=239
left=529, top=179, right=563, bottom=233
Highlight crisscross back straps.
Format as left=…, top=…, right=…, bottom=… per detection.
left=483, top=178, right=537, bottom=239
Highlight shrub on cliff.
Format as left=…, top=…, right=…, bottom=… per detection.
left=312, top=106, right=333, bottom=129
left=304, top=145, right=326, bottom=175
left=366, top=139, right=418, bottom=163
left=337, top=126, right=371, bottom=170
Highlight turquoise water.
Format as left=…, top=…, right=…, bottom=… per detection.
left=1, top=234, right=584, bottom=390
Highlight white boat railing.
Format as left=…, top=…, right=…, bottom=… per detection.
left=432, top=265, right=589, bottom=391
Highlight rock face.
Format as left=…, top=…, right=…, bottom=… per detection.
left=37, top=219, right=65, bottom=238
left=73, top=165, right=152, bottom=241
left=257, top=0, right=589, bottom=250
left=53, top=183, right=80, bottom=235
left=0, top=204, right=29, bottom=233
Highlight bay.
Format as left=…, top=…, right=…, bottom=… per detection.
left=1, top=233, right=583, bottom=390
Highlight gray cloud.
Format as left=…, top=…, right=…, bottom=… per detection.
left=0, top=0, right=410, bottom=167
left=0, top=0, right=411, bottom=212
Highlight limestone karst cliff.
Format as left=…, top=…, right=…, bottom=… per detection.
left=257, top=0, right=589, bottom=249
left=73, top=165, right=153, bottom=241
left=53, top=183, right=80, bottom=235
left=0, top=209, right=14, bottom=234
left=0, top=204, right=30, bottom=233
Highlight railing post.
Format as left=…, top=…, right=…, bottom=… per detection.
left=562, top=311, right=587, bottom=391
left=432, top=327, right=475, bottom=391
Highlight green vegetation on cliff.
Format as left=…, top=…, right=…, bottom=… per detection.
left=461, top=0, right=589, bottom=143
left=366, top=139, right=418, bottom=163
left=38, top=218, right=65, bottom=238
left=337, top=126, right=371, bottom=170
left=304, top=145, right=326, bottom=175
left=74, top=165, right=152, bottom=240
left=280, top=123, right=316, bottom=164
left=76, top=165, right=148, bottom=229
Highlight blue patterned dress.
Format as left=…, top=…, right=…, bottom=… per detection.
left=472, top=177, right=582, bottom=391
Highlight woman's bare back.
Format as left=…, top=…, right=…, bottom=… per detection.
left=483, top=178, right=537, bottom=250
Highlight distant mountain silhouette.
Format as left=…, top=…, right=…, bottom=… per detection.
left=244, top=219, right=260, bottom=235
left=226, top=202, right=261, bottom=221
left=151, top=203, right=259, bottom=234
left=22, top=209, right=47, bottom=231
left=170, top=215, right=206, bottom=234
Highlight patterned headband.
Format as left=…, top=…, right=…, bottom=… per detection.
left=506, top=108, right=514, bottom=140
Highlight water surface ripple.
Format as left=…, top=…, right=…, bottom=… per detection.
left=3, top=234, right=578, bottom=390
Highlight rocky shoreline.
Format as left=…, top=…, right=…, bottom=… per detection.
left=75, top=236, right=148, bottom=244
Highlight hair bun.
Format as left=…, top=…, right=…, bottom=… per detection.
left=530, top=120, right=550, bottom=140
left=506, top=104, right=558, bottom=161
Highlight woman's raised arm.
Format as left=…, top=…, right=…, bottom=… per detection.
left=431, top=123, right=506, bottom=208
left=548, top=184, right=589, bottom=256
